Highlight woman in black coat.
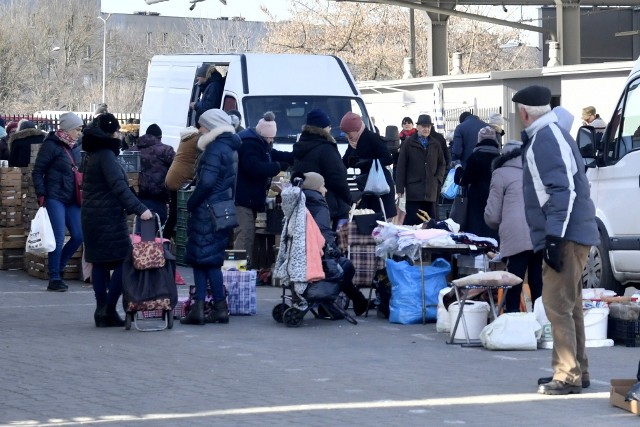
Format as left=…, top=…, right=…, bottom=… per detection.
left=292, top=109, right=352, bottom=228
left=181, top=109, right=241, bottom=326
left=32, top=113, right=85, bottom=293
left=82, top=114, right=152, bottom=327
left=340, top=112, right=396, bottom=220
left=455, top=126, right=500, bottom=240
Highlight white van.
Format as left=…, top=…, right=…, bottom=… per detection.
left=578, top=55, right=640, bottom=294
left=139, top=53, right=371, bottom=152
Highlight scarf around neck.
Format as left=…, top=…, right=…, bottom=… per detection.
left=55, top=129, right=76, bottom=148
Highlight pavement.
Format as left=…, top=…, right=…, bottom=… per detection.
left=1, top=266, right=639, bottom=427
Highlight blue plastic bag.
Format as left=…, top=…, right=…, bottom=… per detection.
left=387, top=258, right=451, bottom=324
left=441, top=167, right=459, bottom=200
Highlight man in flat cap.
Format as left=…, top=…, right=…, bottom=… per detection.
left=513, top=85, right=599, bottom=396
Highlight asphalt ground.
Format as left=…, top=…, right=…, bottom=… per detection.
left=1, top=266, right=639, bottom=427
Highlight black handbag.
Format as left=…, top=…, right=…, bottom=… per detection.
left=449, top=185, right=468, bottom=229
left=207, top=200, right=239, bottom=231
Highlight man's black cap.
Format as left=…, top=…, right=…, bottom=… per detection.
left=512, top=85, right=551, bottom=106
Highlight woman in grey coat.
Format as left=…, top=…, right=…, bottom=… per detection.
left=484, top=140, right=542, bottom=312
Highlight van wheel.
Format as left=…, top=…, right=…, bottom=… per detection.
left=581, top=230, right=622, bottom=294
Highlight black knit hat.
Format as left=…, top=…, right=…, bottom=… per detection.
left=512, top=85, right=552, bottom=107
left=146, top=123, right=162, bottom=138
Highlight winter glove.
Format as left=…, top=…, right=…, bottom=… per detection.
left=544, top=235, right=563, bottom=272
left=37, top=196, right=46, bottom=207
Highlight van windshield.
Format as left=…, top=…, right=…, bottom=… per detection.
left=243, top=96, right=369, bottom=143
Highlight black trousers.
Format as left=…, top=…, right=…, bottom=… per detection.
left=504, top=250, right=544, bottom=312
left=163, top=191, right=178, bottom=239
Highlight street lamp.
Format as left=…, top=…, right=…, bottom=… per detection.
left=97, top=13, right=111, bottom=104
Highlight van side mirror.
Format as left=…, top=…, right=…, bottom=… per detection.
left=576, top=125, right=597, bottom=168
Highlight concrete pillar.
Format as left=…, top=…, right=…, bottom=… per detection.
left=425, top=12, right=449, bottom=77
left=403, top=57, right=414, bottom=79
left=556, top=0, right=581, bottom=65
left=547, top=42, right=561, bottom=67
left=450, top=52, right=463, bottom=75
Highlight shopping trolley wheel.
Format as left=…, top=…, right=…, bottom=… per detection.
left=272, top=303, right=287, bottom=323
left=125, top=312, right=132, bottom=330
left=165, top=310, right=174, bottom=329
left=283, top=307, right=303, bottom=328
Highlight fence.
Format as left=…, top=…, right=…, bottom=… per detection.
left=0, top=113, right=140, bottom=132
left=444, top=106, right=502, bottom=136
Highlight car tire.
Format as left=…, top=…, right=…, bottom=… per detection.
left=582, top=228, right=623, bottom=294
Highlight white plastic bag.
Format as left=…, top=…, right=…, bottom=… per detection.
left=479, top=312, right=542, bottom=351
left=26, top=207, right=56, bottom=254
left=363, top=159, right=390, bottom=196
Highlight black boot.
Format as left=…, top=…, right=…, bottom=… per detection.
left=206, top=300, right=229, bottom=324
left=94, top=305, right=109, bottom=327
left=181, top=300, right=205, bottom=325
left=106, top=306, right=125, bottom=327
left=351, top=292, right=369, bottom=316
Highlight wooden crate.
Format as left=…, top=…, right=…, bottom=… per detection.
left=30, top=144, right=41, bottom=164
left=0, top=191, right=22, bottom=207
left=0, top=227, right=26, bottom=249
left=0, top=167, right=22, bottom=189
left=0, top=207, right=22, bottom=227
left=24, top=252, right=81, bottom=281
left=0, top=248, right=25, bottom=270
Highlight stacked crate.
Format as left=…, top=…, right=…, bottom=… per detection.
left=21, top=167, right=38, bottom=233
left=0, top=167, right=26, bottom=270
left=175, top=189, right=193, bottom=266
left=24, top=241, right=83, bottom=280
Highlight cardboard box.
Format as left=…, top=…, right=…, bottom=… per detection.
left=610, top=379, right=640, bottom=415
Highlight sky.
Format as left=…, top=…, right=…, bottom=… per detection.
left=101, top=0, right=292, bottom=21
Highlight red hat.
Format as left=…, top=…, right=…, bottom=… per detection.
left=5, top=121, right=18, bottom=135
left=339, top=112, right=363, bottom=133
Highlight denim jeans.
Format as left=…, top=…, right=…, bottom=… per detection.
left=92, top=262, right=123, bottom=307
left=46, top=198, right=83, bottom=281
left=192, top=267, right=224, bottom=302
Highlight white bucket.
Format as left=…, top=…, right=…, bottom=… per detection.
left=584, top=307, right=609, bottom=341
left=448, top=301, right=490, bottom=340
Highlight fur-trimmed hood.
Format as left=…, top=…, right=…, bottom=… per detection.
left=197, top=124, right=237, bottom=151
left=8, top=128, right=44, bottom=147
left=180, top=126, right=199, bottom=140
left=300, top=124, right=336, bottom=144
left=492, top=146, right=522, bottom=171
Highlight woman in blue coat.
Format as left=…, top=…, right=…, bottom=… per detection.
left=181, top=109, right=241, bottom=325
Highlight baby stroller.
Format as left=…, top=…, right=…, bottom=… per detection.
left=121, top=215, right=178, bottom=331
left=271, top=179, right=357, bottom=327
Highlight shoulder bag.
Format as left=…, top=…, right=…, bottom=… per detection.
left=63, top=148, right=83, bottom=205
left=206, top=150, right=239, bottom=231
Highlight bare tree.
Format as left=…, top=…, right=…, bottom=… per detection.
left=259, top=0, right=537, bottom=79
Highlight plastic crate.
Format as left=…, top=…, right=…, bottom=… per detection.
left=118, top=151, right=141, bottom=172
left=177, top=208, right=189, bottom=229
left=177, top=189, right=194, bottom=209
left=175, top=244, right=189, bottom=266
left=176, top=227, right=188, bottom=246
left=608, top=317, right=640, bottom=347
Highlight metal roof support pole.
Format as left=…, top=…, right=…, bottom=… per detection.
left=555, top=0, right=581, bottom=65
left=426, top=11, right=449, bottom=76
